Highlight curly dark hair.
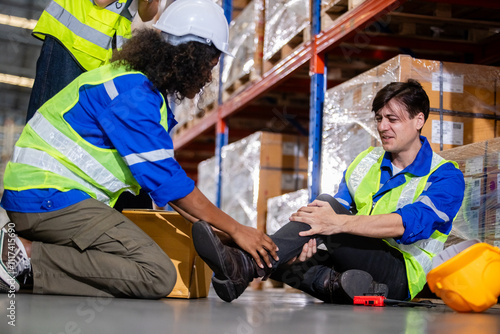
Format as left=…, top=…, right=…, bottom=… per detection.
left=111, top=28, right=221, bottom=100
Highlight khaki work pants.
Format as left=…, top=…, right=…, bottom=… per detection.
left=8, top=198, right=176, bottom=298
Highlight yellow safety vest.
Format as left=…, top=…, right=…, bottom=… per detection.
left=3, top=64, right=171, bottom=207
left=32, top=0, right=136, bottom=71
left=345, top=146, right=457, bottom=298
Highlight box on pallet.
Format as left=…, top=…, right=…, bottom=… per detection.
left=263, top=0, right=311, bottom=72
left=483, top=138, right=500, bottom=248
left=222, top=0, right=264, bottom=101
left=439, top=141, right=487, bottom=246
left=320, top=0, right=369, bottom=31
left=321, top=54, right=500, bottom=194
left=122, top=210, right=212, bottom=299
left=266, top=188, right=309, bottom=235
left=197, top=156, right=218, bottom=205
left=220, top=131, right=308, bottom=232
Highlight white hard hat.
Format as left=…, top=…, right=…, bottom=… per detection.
left=153, top=0, right=233, bottom=57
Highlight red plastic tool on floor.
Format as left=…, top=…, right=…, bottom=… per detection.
left=353, top=296, right=435, bottom=308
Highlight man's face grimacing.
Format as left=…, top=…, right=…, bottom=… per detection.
left=375, top=98, right=425, bottom=154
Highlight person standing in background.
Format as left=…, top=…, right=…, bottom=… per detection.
left=26, top=0, right=159, bottom=123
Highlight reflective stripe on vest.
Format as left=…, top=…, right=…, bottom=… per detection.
left=33, top=0, right=134, bottom=70
left=29, top=112, right=130, bottom=194
left=12, top=146, right=110, bottom=204
left=396, top=152, right=444, bottom=209
left=384, top=232, right=446, bottom=275
left=347, top=147, right=384, bottom=196
left=45, top=1, right=113, bottom=50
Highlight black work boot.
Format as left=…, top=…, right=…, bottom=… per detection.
left=191, top=221, right=271, bottom=302
left=323, top=268, right=388, bottom=304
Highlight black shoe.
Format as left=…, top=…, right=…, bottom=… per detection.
left=325, top=269, right=388, bottom=304
left=191, top=221, right=267, bottom=302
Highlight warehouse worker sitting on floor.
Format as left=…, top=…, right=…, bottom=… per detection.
left=192, top=79, right=466, bottom=304
left=0, top=0, right=278, bottom=298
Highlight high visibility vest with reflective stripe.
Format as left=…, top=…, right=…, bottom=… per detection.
left=3, top=64, right=171, bottom=208
left=32, top=0, right=135, bottom=71
left=345, top=146, right=457, bottom=299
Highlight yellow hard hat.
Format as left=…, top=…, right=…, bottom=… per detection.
left=427, top=239, right=500, bottom=312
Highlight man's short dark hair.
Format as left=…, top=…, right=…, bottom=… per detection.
left=372, top=79, right=430, bottom=121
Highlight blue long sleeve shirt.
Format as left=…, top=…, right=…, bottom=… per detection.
left=334, top=137, right=465, bottom=245
left=1, top=72, right=195, bottom=212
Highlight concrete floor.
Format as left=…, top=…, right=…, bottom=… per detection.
left=1, top=288, right=499, bottom=334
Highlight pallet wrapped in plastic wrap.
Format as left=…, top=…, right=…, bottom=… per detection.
left=266, top=189, right=308, bottom=235
left=320, top=54, right=500, bottom=194
left=439, top=137, right=500, bottom=248
left=222, top=0, right=263, bottom=95
left=320, top=68, right=382, bottom=194
left=221, top=132, right=308, bottom=231
left=171, top=96, right=197, bottom=135
left=263, top=0, right=310, bottom=62
left=197, top=156, right=218, bottom=205
left=170, top=77, right=219, bottom=137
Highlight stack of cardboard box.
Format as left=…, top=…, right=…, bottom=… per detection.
left=220, top=131, right=308, bottom=232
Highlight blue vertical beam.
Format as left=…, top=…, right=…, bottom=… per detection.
left=308, top=0, right=326, bottom=201
left=215, top=119, right=228, bottom=208
left=215, top=0, right=232, bottom=208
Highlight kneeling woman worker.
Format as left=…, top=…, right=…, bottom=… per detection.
left=0, top=0, right=278, bottom=298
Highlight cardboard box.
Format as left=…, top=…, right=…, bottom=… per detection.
left=220, top=132, right=308, bottom=232
left=422, top=113, right=495, bottom=152
left=256, top=169, right=308, bottom=232
left=259, top=132, right=309, bottom=170
left=373, top=55, right=499, bottom=115
left=122, top=210, right=212, bottom=299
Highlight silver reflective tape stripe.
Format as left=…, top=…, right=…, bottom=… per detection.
left=396, top=152, right=444, bottom=209
left=104, top=80, right=119, bottom=100
left=424, top=181, right=432, bottom=191
left=414, top=237, right=445, bottom=255
left=123, top=149, right=175, bottom=166
left=416, top=195, right=450, bottom=222
left=336, top=197, right=350, bottom=208
left=46, top=1, right=112, bottom=50
left=12, top=147, right=110, bottom=204
left=396, top=176, right=422, bottom=209
left=386, top=238, right=441, bottom=274
left=115, top=35, right=129, bottom=49
left=348, top=147, right=384, bottom=195
left=29, top=113, right=129, bottom=193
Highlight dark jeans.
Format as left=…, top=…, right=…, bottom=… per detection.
left=269, top=194, right=409, bottom=301
left=26, top=36, right=84, bottom=123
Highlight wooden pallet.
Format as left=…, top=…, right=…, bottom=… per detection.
left=263, top=27, right=311, bottom=74
left=321, top=0, right=369, bottom=32
left=171, top=104, right=218, bottom=140
left=321, top=0, right=348, bottom=32
left=222, top=69, right=261, bottom=102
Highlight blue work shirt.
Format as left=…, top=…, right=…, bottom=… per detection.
left=1, top=72, right=195, bottom=212
left=334, top=136, right=465, bottom=245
